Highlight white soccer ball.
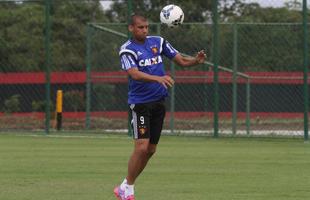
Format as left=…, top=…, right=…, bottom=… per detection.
left=160, top=4, right=184, bottom=28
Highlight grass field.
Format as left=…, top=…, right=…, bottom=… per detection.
left=0, top=133, right=309, bottom=200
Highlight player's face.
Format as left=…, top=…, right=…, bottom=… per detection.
left=130, top=18, right=149, bottom=42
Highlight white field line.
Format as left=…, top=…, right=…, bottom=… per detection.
left=4, top=129, right=305, bottom=139
left=97, top=129, right=304, bottom=136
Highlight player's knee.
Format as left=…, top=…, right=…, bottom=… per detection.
left=148, top=150, right=155, bottom=158
left=149, top=148, right=156, bottom=155
left=135, top=145, right=149, bottom=155
left=148, top=146, right=157, bottom=157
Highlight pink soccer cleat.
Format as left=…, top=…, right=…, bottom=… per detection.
left=125, top=195, right=135, bottom=200
left=113, top=186, right=125, bottom=200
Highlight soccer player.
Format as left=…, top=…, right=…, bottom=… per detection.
left=114, top=14, right=206, bottom=200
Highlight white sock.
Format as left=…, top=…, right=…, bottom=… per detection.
left=120, top=178, right=127, bottom=191
left=125, top=184, right=134, bottom=197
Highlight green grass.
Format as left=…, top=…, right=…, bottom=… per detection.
left=0, top=133, right=310, bottom=200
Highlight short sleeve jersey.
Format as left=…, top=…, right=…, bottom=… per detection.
left=119, top=36, right=178, bottom=104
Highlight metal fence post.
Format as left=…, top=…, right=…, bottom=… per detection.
left=246, top=79, right=251, bottom=135
left=85, top=24, right=92, bottom=130
left=303, top=0, right=309, bottom=141
left=232, top=23, right=238, bottom=135
left=44, top=0, right=51, bottom=134
left=127, top=0, right=133, bottom=136
left=212, top=0, right=219, bottom=138
left=170, top=62, right=175, bottom=134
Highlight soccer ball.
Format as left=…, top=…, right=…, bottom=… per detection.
left=160, top=4, right=184, bottom=28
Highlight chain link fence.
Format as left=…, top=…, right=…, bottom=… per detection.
left=0, top=0, right=45, bottom=130
left=0, top=0, right=309, bottom=137
left=0, top=0, right=108, bottom=131
left=87, top=21, right=308, bottom=136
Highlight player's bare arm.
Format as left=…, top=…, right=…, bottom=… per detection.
left=127, top=67, right=174, bottom=88
left=173, top=50, right=207, bottom=67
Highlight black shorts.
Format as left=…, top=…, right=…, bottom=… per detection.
left=129, top=99, right=166, bottom=144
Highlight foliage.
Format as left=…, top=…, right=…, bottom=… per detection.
left=0, top=0, right=109, bottom=72
left=50, top=0, right=109, bottom=71
left=106, top=0, right=211, bottom=23
left=3, top=94, right=21, bottom=113
left=0, top=3, right=44, bottom=72
left=63, top=90, right=85, bottom=112
left=31, top=99, right=54, bottom=112
left=231, top=5, right=302, bottom=23
left=0, top=0, right=309, bottom=72
left=92, top=84, right=116, bottom=110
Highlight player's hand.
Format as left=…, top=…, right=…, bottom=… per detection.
left=157, top=75, right=174, bottom=88
left=195, top=50, right=207, bottom=64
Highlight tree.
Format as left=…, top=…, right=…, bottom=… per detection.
left=0, top=3, right=44, bottom=72
left=0, top=0, right=109, bottom=72
left=1, top=0, right=309, bottom=73
left=50, top=0, right=109, bottom=71
left=219, top=4, right=307, bottom=71
left=106, top=0, right=211, bottom=23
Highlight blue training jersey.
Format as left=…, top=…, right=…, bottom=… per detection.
left=119, top=36, right=178, bottom=104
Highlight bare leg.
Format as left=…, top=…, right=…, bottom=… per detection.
left=126, top=139, right=157, bottom=185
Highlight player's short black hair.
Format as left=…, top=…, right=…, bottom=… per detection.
left=130, top=13, right=148, bottom=25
